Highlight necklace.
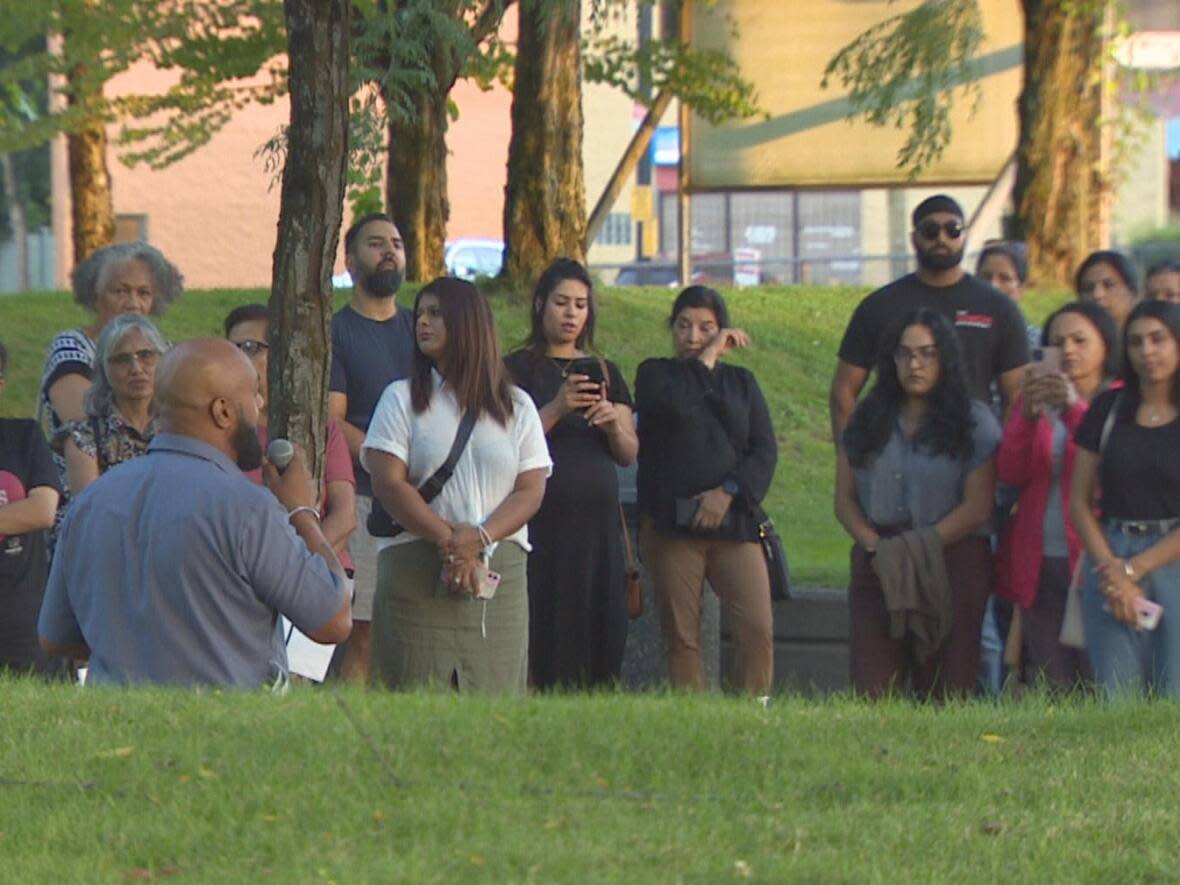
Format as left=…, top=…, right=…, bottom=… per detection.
left=547, top=354, right=580, bottom=378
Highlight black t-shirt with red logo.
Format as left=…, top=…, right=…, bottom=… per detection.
left=837, top=272, right=1032, bottom=403
left=0, top=418, right=62, bottom=672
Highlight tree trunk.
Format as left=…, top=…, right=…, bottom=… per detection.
left=65, top=81, right=115, bottom=262
left=384, top=79, right=452, bottom=282
left=1012, top=0, right=1107, bottom=286
left=268, top=0, right=351, bottom=480
left=0, top=153, right=29, bottom=290
left=502, top=0, right=586, bottom=286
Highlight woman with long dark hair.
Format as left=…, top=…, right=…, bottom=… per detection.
left=635, top=286, right=777, bottom=694
left=836, top=309, right=1000, bottom=698
left=995, top=301, right=1119, bottom=689
left=1071, top=300, right=1180, bottom=696
left=504, top=258, right=637, bottom=689
left=362, top=278, right=551, bottom=694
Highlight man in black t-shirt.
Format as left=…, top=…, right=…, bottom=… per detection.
left=829, top=194, right=1031, bottom=443
left=327, top=213, right=416, bottom=683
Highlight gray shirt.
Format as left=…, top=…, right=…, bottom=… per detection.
left=851, top=400, right=1001, bottom=531
left=38, top=433, right=344, bottom=688
left=329, top=305, right=416, bottom=495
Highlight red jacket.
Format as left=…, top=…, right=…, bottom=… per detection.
left=994, top=393, right=1088, bottom=609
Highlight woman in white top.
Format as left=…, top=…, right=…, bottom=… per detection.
left=362, top=277, right=551, bottom=693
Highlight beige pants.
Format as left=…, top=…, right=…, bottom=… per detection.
left=640, top=516, right=773, bottom=694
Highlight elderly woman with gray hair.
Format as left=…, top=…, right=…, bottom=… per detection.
left=59, top=314, right=167, bottom=497
left=39, top=242, right=182, bottom=464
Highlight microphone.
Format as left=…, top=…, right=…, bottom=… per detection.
left=267, top=438, right=295, bottom=472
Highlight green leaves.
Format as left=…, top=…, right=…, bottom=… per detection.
left=821, top=0, right=985, bottom=176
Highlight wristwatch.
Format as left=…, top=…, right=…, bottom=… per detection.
left=721, top=478, right=740, bottom=497
left=1123, top=560, right=1137, bottom=580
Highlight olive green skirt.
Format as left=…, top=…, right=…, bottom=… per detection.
left=371, top=539, right=528, bottom=694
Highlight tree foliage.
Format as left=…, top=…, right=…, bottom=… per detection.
left=821, top=0, right=985, bottom=176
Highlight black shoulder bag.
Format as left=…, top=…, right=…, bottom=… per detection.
left=698, top=381, right=791, bottom=602
left=367, top=411, right=478, bottom=538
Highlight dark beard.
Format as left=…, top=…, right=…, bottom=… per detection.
left=915, top=244, right=964, bottom=272
left=232, top=418, right=264, bottom=471
left=363, top=267, right=403, bottom=298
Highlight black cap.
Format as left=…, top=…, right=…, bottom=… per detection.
left=912, top=194, right=964, bottom=227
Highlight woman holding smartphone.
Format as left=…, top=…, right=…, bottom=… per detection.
left=994, top=302, right=1119, bottom=689
left=504, top=258, right=638, bottom=690
left=362, top=278, right=551, bottom=694
left=836, top=309, right=1000, bottom=698
left=1071, top=300, right=1180, bottom=697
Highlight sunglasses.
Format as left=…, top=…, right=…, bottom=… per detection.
left=234, top=339, right=269, bottom=357
left=916, top=220, right=964, bottom=241
left=108, top=349, right=160, bottom=370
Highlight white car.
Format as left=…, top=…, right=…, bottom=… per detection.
left=445, top=238, right=504, bottom=280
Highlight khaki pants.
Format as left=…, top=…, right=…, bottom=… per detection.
left=640, top=516, right=773, bottom=694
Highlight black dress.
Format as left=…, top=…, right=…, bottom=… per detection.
left=504, top=350, right=632, bottom=689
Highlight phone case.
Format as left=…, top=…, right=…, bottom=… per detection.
left=1136, top=598, right=1163, bottom=631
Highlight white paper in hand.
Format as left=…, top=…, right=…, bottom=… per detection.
left=281, top=617, right=336, bottom=682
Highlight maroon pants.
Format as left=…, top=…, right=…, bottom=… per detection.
left=848, top=534, right=992, bottom=699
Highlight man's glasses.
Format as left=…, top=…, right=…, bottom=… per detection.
left=893, top=345, right=939, bottom=366
left=234, top=339, right=269, bottom=357
left=108, top=349, right=161, bottom=370
left=916, top=220, right=964, bottom=241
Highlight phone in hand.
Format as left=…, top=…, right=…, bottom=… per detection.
left=474, top=562, right=502, bottom=600
left=569, top=357, right=606, bottom=387
left=1030, top=345, right=1062, bottom=376
left=1136, top=597, right=1163, bottom=631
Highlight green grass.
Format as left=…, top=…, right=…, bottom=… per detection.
left=0, top=284, right=1072, bottom=586
left=1, top=678, right=1177, bottom=881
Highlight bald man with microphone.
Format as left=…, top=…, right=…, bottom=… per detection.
left=39, top=338, right=351, bottom=688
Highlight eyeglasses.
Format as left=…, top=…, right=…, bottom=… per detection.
left=234, top=339, right=269, bottom=357
left=108, top=349, right=161, bottom=370
left=916, top=220, right=964, bottom=241
left=893, top=345, right=939, bottom=366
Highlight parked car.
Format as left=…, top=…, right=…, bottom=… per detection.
left=445, top=238, right=504, bottom=280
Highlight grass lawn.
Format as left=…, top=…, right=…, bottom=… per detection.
left=0, top=284, right=1072, bottom=587
left=1, top=678, right=1177, bottom=881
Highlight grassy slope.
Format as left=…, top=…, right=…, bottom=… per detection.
left=0, top=285, right=1070, bottom=585
left=1, top=680, right=1177, bottom=881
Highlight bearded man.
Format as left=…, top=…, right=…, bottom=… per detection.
left=828, top=194, right=1031, bottom=443
left=327, top=213, right=415, bottom=683
left=38, top=339, right=350, bottom=687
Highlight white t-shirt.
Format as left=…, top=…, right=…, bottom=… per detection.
left=360, top=372, right=552, bottom=551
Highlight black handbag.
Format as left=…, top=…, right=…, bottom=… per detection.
left=698, top=383, right=790, bottom=602
left=758, top=517, right=791, bottom=602
left=367, top=411, right=477, bottom=538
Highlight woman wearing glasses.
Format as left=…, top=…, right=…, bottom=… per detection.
left=58, top=314, right=167, bottom=497
left=836, top=309, right=1001, bottom=698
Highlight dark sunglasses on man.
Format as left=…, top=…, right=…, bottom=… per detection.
left=916, top=219, right=964, bottom=241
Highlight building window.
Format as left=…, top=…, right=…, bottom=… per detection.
left=595, top=211, right=633, bottom=246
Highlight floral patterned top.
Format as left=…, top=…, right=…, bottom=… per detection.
left=64, top=410, right=157, bottom=480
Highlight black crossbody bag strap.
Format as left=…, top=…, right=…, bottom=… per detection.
left=366, top=411, right=478, bottom=538
left=418, top=411, right=477, bottom=504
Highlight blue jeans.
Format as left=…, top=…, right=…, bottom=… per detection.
left=1081, top=527, right=1180, bottom=697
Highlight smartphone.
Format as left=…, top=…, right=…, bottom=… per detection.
left=569, top=357, right=606, bottom=386
left=474, top=562, right=502, bottom=600
left=1136, top=598, right=1163, bottom=632
left=1030, top=345, right=1062, bottom=376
